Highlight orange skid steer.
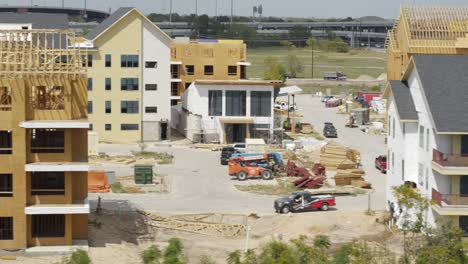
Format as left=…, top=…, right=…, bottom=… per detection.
left=228, top=155, right=273, bottom=181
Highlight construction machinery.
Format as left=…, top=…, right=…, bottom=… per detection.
left=228, top=154, right=274, bottom=181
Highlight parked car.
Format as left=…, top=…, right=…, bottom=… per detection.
left=232, top=143, right=246, bottom=153
left=321, top=96, right=335, bottom=102
left=274, top=192, right=336, bottom=214
left=274, top=101, right=298, bottom=111
left=220, top=147, right=237, bottom=165
left=323, top=124, right=338, bottom=138
left=375, top=155, right=387, bottom=173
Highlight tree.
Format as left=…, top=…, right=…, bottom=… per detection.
left=257, top=240, right=298, bottom=264
left=285, top=55, right=304, bottom=78
left=141, top=245, right=162, bottom=264
left=307, top=38, right=317, bottom=49
left=226, top=250, right=242, bottom=264
left=263, top=57, right=286, bottom=81
left=163, top=238, right=186, bottom=264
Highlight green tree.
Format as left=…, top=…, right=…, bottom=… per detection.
left=199, top=255, right=217, bottom=264
left=263, top=57, right=286, bottom=81
left=226, top=250, right=242, bottom=264
left=257, top=240, right=298, bottom=264
left=285, top=55, right=304, bottom=78
left=334, top=37, right=350, bottom=53
left=163, top=238, right=186, bottom=264
left=141, top=245, right=162, bottom=264
left=63, top=249, right=92, bottom=264
left=242, top=249, right=258, bottom=264
left=289, top=26, right=310, bottom=47
left=307, top=38, right=317, bottom=49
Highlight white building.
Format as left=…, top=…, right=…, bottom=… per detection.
left=385, top=55, right=468, bottom=233
left=173, top=80, right=281, bottom=144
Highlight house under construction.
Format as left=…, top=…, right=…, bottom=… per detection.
left=386, top=5, right=468, bottom=80
left=0, top=30, right=89, bottom=249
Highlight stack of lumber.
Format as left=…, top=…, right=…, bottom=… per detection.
left=300, top=123, right=313, bottom=134
left=319, top=142, right=361, bottom=170
left=334, top=169, right=370, bottom=188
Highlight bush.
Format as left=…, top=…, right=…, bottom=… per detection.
left=110, top=182, right=124, bottom=193
left=164, top=238, right=186, bottom=264
left=141, top=245, right=162, bottom=264
left=198, top=255, right=217, bottom=264
left=63, top=249, right=91, bottom=264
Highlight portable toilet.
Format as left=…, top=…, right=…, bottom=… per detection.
left=134, top=165, right=153, bottom=184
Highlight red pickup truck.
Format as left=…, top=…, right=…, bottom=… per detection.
left=375, top=155, right=387, bottom=173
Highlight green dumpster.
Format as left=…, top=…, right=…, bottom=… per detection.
left=134, top=165, right=153, bottom=184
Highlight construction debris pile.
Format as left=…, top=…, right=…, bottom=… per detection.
left=320, top=142, right=360, bottom=170
left=287, top=160, right=326, bottom=189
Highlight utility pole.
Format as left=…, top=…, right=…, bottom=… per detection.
left=62, top=0, right=65, bottom=8
left=169, top=0, right=173, bottom=24
left=30, top=0, right=33, bottom=7
left=195, top=0, right=198, bottom=16
left=230, top=0, right=234, bottom=24
left=215, top=0, right=218, bottom=20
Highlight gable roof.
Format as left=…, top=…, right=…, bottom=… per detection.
left=85, top=7, right=171, bottom=42
left=388, top=80, right=418, bottom=121
left=411, top=55, right=468, bottom=133
left=0, top=13, right=68, bottom=29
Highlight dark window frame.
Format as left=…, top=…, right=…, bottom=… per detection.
left=0, top=217, right=13, bottom=240
left=105, top=124, right=112, bottom=131
left=121, top=55, right=139, bottom=68
left=145, top=106, right=158, bottom=113
left=87, top=78, right=93, bottom=91
left=121, top=101, right=139, bottom=114
left=31, top=172, right=65, bottom=195
left=145, top=61, right=157, bottom=68
left=105, top=78, right=111, bottom=91
left=88, top=101, right=93, bottom=114
left=228, top=65, right=237, bottom=76
left=120, top=78, right=139, bottom=91
left=204, top=65, right=214, bottom=75
left=105, top=54, right=111, bottom=67
left=121, top=124, right=139, bottom=131
left=105, top=101, right=111, bottom=114
left=145, top=84, right=157, bottom=91
left=186, top=65, right=195, bottom=75
left=0, top=131, right=12, bottom=154
left=250, top=91, right=272, bottom=117
left=32, top=215, right=65, bottom=238
left=225, top=90, right=246, bottom=117
left=30, top=129, right=65, bottom=153
left=208, top=90, right=222, bottom=116
left=0, top=174, right=12, bottom=197
left=87, top=54, right=93, bottom=67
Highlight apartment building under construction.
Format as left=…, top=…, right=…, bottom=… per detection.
left=0, top=29, right=89, bottom=249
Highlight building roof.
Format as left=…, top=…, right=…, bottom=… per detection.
left=412, top=55, right=468, bottom=133
left=194, top=80, right=283, bottom=86
left=85, top=7, right=172, bottom=42
left=388, top=81, right=418, bottom=121
left=0, top=12, right=68, bottom=29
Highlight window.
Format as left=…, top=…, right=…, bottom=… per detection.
left=105, top=101, right=111, bottom=114
left=87, top=78, right=93, bottom=91
left=392, top=118, right=395, bottom=138
left=228, top=66, right=237, bottom=76
left=204, top=65, right=214, bottom=75
left=87, top=54, right=93, bottom=67
left=105, top=124, right=112, bottom=131
left=208, top=90, right=222, bottom=116
left=121, top=101, right=139, bottom=114
left=145, top=107, right=157, bottom=113
left=392, top=152, right=394, bottom=170
left=89, top=124, right=93, bottom=131
left=0, top=86, right=12, bottom=111
left=0, top=131, right=12, bottom=154
left=121, top=78, right=139, bottom=91
left=251, top=91, right=272, bottom=117
left=0, top=217, right=13, bottom=240
left=105, top=78, right=111, bottom=91
left=105, top=54, right=111, bottom=67
left=418, top=163, right=424, bottom=186
left=88, top=101, right=93, bottom=114
left=425, top=167, right=429, bottom=190
left=419, top=125, right=424, bottom=149
left=31, top=172, right=64, bottom=195
left=171, top=100, right=178, bottom=106
left=171, top=83, right=179, bottom=96
left=0, top=174, right=12, bottom=197
left=145, top=61, right=157, bottom=68
left=226, top=91, right=246, bottom=116
left=426, top=129, right=430, bottom=151
left=460, top=216, right=468, bottom=237
left=401, top=160, right=405, bottom=181
left=121, top=124, right=139, bottom=130
left=121, top=55, right=139, bottom=68
left=30, top=129, right=65, bottom=153
left=388, top=115, right=391, bottom=136
left=145, top=84, right=157, bottom=91
left=32, top=215, right=65, bottom=237
left=402, top=123, right=406, bottom=137
left=186, top=65, right=194, bottom=75
left=31, top=86, right=65, bottom=110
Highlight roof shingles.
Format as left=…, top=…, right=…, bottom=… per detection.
left=85, top=7, right=133, bottom=40
left=389, top=80, right=418, bottom=121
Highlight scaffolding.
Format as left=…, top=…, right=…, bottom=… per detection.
left=386, top=5, right=468, bottom=80
left=0, top=30, right=87, bottom=78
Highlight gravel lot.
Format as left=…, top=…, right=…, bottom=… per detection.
left=90, top=95, right=387, bottom=215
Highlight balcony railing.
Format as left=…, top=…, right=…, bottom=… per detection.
left=432, top=188, right=468, bottom=207
left=433, top=149, right=468, bottom=167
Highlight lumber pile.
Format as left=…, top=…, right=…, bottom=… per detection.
left=334, top=169, right=371, bottom=188
left=300, top=123, right=314, bottom=134
left=319, top=142, right=360, bottom=170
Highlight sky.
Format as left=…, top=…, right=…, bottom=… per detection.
left=2, top=0, right=468, bottom=19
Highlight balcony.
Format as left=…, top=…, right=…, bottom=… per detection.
left=432, top=188, right=468, bottom=215
left=432, top=149, right=468, bottom=175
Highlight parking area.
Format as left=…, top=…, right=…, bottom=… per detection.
left=89, top=94, right=387, bottom=215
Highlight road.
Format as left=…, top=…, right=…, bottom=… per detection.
left=89, top=95, right=387, bottom=215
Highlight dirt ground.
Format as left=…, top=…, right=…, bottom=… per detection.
left=14, top=210, right=402, bottom=264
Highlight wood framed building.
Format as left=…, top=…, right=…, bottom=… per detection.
left=386, top=5, right=468, bottom=80
left=0, top=29, right=89, bottom=249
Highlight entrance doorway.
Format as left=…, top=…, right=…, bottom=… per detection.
left=160, top=122, right=168, bottom=141
left=225, top=124, right=246, bottom=144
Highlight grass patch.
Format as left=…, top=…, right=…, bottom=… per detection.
left=131, top=151, right=174, bottom=164
left=111, top=182, right=143, bottom=193
left=248, top=47, right=385, bottom=79
left=235, top=178, right=300, bottom=196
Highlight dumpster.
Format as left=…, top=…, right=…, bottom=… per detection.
left=134, top=165, right=153, bottom=184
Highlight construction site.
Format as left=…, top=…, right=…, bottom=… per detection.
left=2, top=2, right=468, bottom=263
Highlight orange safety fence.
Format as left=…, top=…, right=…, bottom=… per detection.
left=88, top=171, right=111, bottom=193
